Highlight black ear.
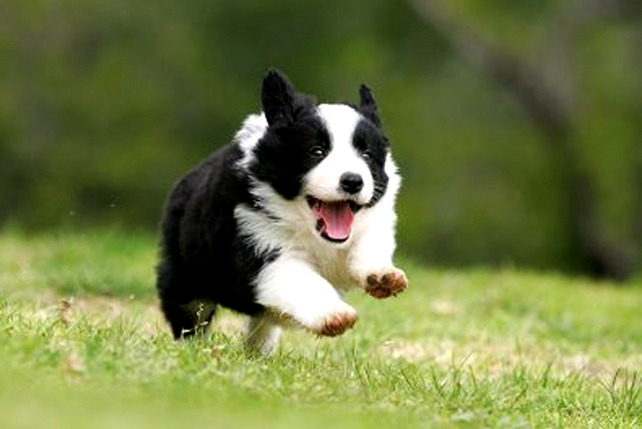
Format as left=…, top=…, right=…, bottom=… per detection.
left=262, top=68, right=297, bottom=126
left=359, top=84, right=381, bottom=128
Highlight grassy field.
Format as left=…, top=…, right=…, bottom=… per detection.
left=0, top=230, right=640, bottom=428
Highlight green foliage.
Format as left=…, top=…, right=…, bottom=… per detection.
left=0, top=231, right=641, bottom=428
left=0, top=1, right=639, bottom=274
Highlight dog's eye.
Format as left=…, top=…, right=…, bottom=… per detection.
left=361, top=150, right=371, bottom=160
left=310, top=146, right=326, bottom=158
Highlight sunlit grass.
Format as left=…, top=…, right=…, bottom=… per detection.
left=0, top=230, right=640, bottom=428
left=0, top=229, right=156, bottom=298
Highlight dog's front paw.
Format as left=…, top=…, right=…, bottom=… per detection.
left=365, top=267, right=408, bottom=299
left=314, top=305, right=358, bottom=337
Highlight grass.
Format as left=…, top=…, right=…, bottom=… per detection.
left=0, top=229, right=640, bottom=428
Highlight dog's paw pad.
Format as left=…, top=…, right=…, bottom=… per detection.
left=316, top=309, right=358, bottom=337
left=365, top=267, right=408, bottom=299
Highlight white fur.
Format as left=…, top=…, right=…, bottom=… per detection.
left=245, top=312, right=282, bottom=356
left=305, top=104, right=374, bottom=206
left=253, top=256, right=356, bottom=327
left=235, top=104, right=400, bottom=354
left=235, top=113, right=268, bottom=169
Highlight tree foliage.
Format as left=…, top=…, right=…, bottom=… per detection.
left=0, top=0, right=639, bottom=277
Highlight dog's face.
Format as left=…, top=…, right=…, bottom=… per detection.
left=248, top=69, right=393, bottom=244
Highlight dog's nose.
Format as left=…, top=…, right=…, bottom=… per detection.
left=339, top=172, right=364, bottom=194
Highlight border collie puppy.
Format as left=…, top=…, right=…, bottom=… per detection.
left=157, top=69, right=407, bottom=354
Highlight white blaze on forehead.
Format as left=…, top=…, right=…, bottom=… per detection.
left=316, top=104, right=361, bottom=149
left=307, top=104, right=374, bottom=204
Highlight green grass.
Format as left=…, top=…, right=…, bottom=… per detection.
left=1, top=230, right=640, bottom=428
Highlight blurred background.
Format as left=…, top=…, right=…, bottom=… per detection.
left=0, top=0, right=640, bottom=280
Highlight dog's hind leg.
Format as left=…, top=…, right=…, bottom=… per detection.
left=161, top=298, right=217, bottom=339
left=245, top=311, right=282, bottom=356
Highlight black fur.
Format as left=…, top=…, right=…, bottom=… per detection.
left=251, top=69, right=330, bottom=200
left=250, top=113, right=331, bottom=201
left=156, top=69, right=390, bottom=338
left=357, top=84, right=381, bottom=128
left=156, top=144, right=277, bottom=338
left=351, top=120, right=390, bottom=207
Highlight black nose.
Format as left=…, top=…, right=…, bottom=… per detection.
left=339, top=172, right=364, bottom=194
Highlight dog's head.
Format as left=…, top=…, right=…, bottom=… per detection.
left=248, top=68, right=397, bottom=244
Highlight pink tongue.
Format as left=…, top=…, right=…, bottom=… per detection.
left=316, top=202, right=354, bottom=240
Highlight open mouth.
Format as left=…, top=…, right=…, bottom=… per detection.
left=306, top=196, right=362, bottom=243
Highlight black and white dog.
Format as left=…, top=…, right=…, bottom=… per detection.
left=157, top=69, right=407, bottom=354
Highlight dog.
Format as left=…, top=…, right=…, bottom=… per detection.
left=156, top=68, right=407, bottom=355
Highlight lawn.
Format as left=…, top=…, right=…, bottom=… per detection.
left=0, top=230, right=640, bottom=428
